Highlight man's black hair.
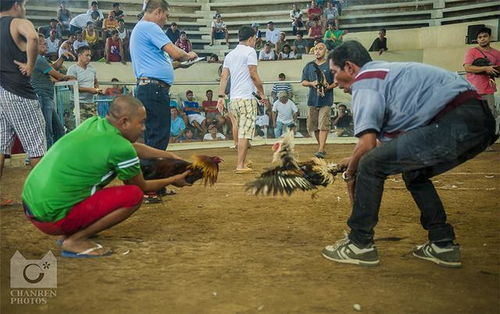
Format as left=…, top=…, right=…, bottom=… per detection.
left=171, top=22, right=177, bottom=27
left=328, top=40, right=372, bottom=69
left=476, top=27, right=491, bottom=38
left=76, top=45, right=91, bottom=55
left=113, top=2, right=120, bottom=7
left=238, top=26, right=255, bottom=42
left=91, top=1, right=98, bottom=6
left=278, top=73, right=286, bottom=78
left=206, top=89, right=213, bottom=93
left=0, top=0, right=23, bottom=12
left=50, top=18, right=59, bottom=23
left=296, top=31, right=303, bottom=37
left=380, top=28, right=386, bottom=33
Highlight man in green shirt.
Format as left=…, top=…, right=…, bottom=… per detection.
left=324, top=23, right=347, bottom=51
left=22, top=95, right=190, bottom=258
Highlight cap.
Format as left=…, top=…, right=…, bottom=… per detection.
left=278, top=91, right=288, bottom=98
left=267, top=21, right=274, bottom=24
left=251, top=22, right=259, bottom=27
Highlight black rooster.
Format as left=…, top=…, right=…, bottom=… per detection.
left=140, top=155, right=222, bottom=186
left=246, top=132, right=345, bottom=196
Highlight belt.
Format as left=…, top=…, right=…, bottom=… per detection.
left=431, top=90, right=481, bottom=122
left=137, top=77, right=171, bottom=89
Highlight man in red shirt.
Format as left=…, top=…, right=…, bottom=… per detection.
left=201, top=89, right=226, bottom=131
left=307, top=0, right=322, bottom=28
left=463, top=26, right=500, bottom=118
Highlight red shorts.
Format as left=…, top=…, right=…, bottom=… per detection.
left=24, top=185, right=143, bottom=236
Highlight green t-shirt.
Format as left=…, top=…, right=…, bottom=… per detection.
left=324, top=29, right=344, bottom=48
left=22, top=117, right=141, bottom=222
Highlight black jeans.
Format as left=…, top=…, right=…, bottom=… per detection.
left=348, top=98, right=497, bottom=246
left=136, top=83, right=171, bottom=150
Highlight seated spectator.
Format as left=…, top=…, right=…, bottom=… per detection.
left=202, top=89, right=226, bottom=131
left=369, top=28, right=388, bottom=55
left=308, top=18, right=323, bottom=40
left=308, top=38, right=323, bottom=54
left=252, top=23, right=264, bottom=50
left=207, top=54, right=220, bottom=63
left=87, top=1, right=104, bottom=26
left=272, top=91, right=298, bottom=138
left=255, top=101, right=271, bottom=138
left=259, top=42, right=276, bottom=61
left=332, top=0, right=344, bottom=16
left=279, top=44, right=296, bottom=60
left=117, top=20, right=129, bottom=60
left=183, top=90, right=206, bottom=136
left=166, top=22, right=180, bottom=44
left=103, top=11, right=120, bottom=39
left=203, top=124, right=226, bottom=141
left=178, top=129, right=195, bottom=142
left=323, top=2, right=339, bottom=29
left=58, top=34, right=77, bottom=60
left=331, top=104, right=353, bottom=137
left=46, top=30, right=61, bottom=61
left=170, top=106, right=186, bottom=143
left=105, top=30, right=126, bottom=64
left=210, top=14, right=229, bottom=46
left=175, top=32, right=192, bottom=53
left=307, top=0, right=322, bottom=27
left=57, top=1, right=72, bottom=31
left=67, top=46, right=102, bottom=122
left=265, top=21, right=280, bottom=48
left=110, top=2, right=124, bottom=21
left=290, top=3, right=305, bottom=36
left=70, top=11, right=99, bottom=34
left=292, top=31, right=308, bottom=56
left=271, top=73, right=293, bottom=101
left=73, top=31, right=89, bottom=51
left=276, top=32, right=288, bottom=54
left=323, top=23, right=346, bottom=50
left=41, top=19, right=62, bottom=39
left=104, top=78, right=125, bottom=96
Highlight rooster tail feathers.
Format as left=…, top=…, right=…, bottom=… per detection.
left=279, top=131, right=299, bottom=168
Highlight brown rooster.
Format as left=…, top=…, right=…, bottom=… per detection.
left=140, top=155, right=222, bottom=186
left=246, top=132, right=345, bottom=196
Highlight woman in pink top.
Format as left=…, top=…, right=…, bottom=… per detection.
left=175, top=31, right=193, bottom=53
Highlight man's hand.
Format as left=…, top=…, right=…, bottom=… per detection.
left=346, top=177, right=355, bottom=204
left=339, top=157, right=351, bottom=169
left=171, top=170, right=192, bottom=187
left=63, top=75, right=76, bottom=81
left=186, top=51, right=198, bottom=61
left=92, top=87, right=103, bottom=94
left=217, top=97, right=225, bottom=114
left=13, top=60, right=33, bottom=77
left=485, top=66, right=499, bottom=76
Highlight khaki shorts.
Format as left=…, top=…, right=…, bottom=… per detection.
left=307, top=106, right=331, bottom=132
left=229, top=98, right=257, bottom=139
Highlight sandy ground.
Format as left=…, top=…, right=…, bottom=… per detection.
left=1, top=143, right=499, bottom=314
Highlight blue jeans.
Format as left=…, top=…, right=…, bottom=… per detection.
left=274, top=121, right=287, bottom=138
left=348, top=98, right=497, bottom=246
left=136, top=83, right=170, bottom=150
left=38, top=93, right=65, bottom=148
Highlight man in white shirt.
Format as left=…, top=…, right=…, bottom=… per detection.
left=272, top=91, right=298, bottom=137
left=69, top=12, right=98, bottom=34
left=265, top=21, right=280, bottom=48
left=258, top=42, right=275, bottom=61
left=217, top=26, right=268, bottom=173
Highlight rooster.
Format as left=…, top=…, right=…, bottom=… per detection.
left=140, top=155, right=222, bottom=186
left=246, top=132, right=345, bottom=196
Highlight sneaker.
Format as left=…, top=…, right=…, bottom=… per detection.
left=143, top=193, right=161, bottom=204
left=413, top=242, right=461, bottom=268
left=321, top=235, right=380, bottom=266
left=314, top=151, right=327, bottom=159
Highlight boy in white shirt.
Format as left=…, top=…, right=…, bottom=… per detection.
left=272, top=91, right=298, bottom=137
left=203, top=124, right=226, bottom=141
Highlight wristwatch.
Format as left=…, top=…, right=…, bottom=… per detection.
left=342, top=171, right=355, bottom=182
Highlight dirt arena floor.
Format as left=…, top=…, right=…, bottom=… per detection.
left=1, top=143, right=499, bottom=314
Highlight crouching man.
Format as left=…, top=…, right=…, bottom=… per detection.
left=22, top=96, right=189, bottom=258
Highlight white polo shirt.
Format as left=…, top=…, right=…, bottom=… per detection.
left=223, top=44, right=258, bottom=100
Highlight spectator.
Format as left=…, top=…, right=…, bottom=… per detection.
left=203, top=124, right=226, bottom=141
left=259, top=41, right=276, bottom=61
left=210, top=14, right=229, bottom=46
left=175, top=31, right=192, bottom=53
left=207, top=53, right=220, bottom=63
left=170, top=106, right=186, bottom=143
left=165, top=22, right=180, bottom=43
left=104, top=78, right=125, bottom=96
left=41, top=19, right=62, bottom=39
left=110, top=2, right=124, bottom=21
left=255, top=102, right=270, bottom=138
left=265, top=21, right=280, bottom=47
left=117, top=20, right=129, bottom=60
left=46, top=29, right=61, bottom=61
left=307, top=0, right=322, bottom=27
left=32, top=34, right=75, bottom=148
left=308, top=38, right=323, bottom=54
left=69, top=11, right=99, bottom=34
left=308, top=18, right=323, bottom=40
left=202, top=89, right=226, bottom=131
left=279, top=44, right=295, bottom=60
left=276, top=32, right=288, bottom=54
left=86, top=1, right=104, bottom=23
left=331, top=104, right=353, bottom=136
left=183, top=90, right=206, bottom=136
left=290, top=3, right=304, bottom=35
left=178, top=128, right=195, bottom=142
left=83, top=22, right=100, bottom=56
left=73, top=31, right=89, bottom=51
left=272, top=91, right=298, bottom=138
left=57, top=1, right=72, bottom=31
left=463, top=26, right=500, bottom=126
left=332, top=0, right=343, bottom=16
left=58, top=34, right=77, bottom=60
left=67, top=46, right=102, bottom=122
left=323, top=2, right=339, bottom=29
left=105, top=30, right=126, bottom=64
left=271, top=73, right=293, bottom=101
left=323, top=23, right=346, bottom=50
left=103, top=11, right=120, bottom=37
left=368, top=28, right=388, bottom=55
left=292, top=31, right=308, bottom=56
left=251, top=22, right=264, bottom=50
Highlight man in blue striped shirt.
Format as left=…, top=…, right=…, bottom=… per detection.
left=321, top=41, right=497, bottom=268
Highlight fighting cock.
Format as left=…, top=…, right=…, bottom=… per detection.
left=140, top=155, right=222, bottom=186
left=246, top=132, right=345, bottom=196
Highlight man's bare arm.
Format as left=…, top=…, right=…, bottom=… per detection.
left=132, top=142, right=181, bottom=160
